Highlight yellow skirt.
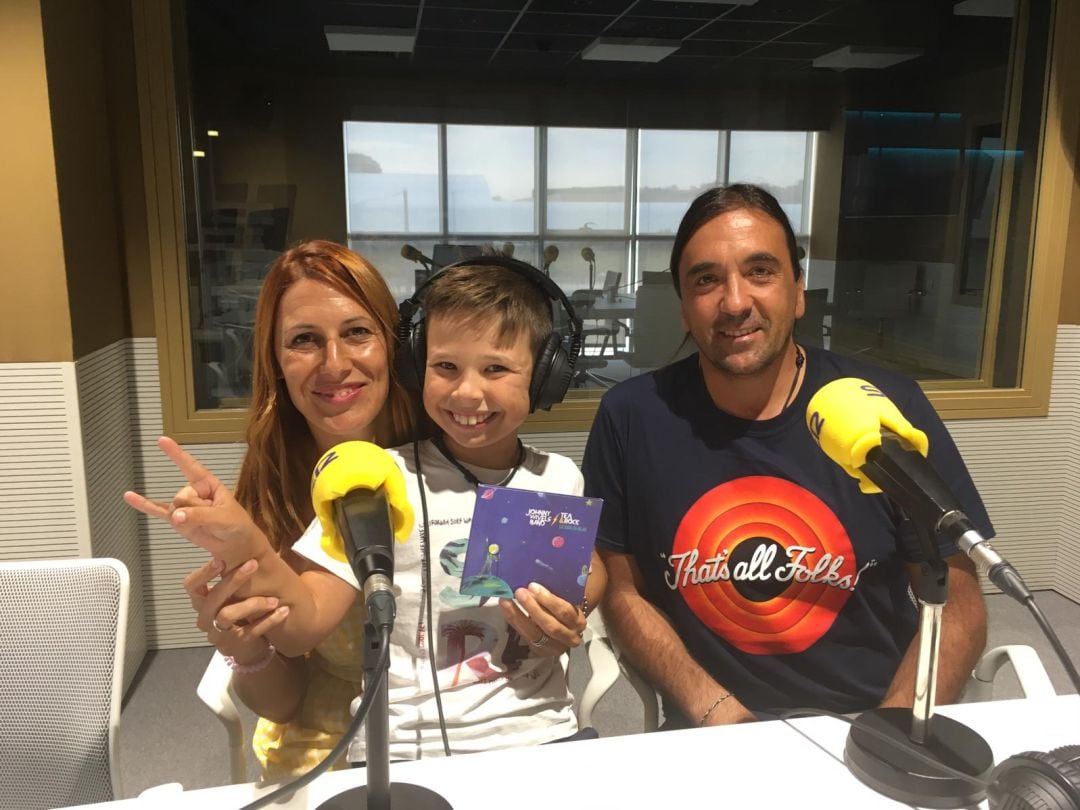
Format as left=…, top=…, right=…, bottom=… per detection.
left=252, top=606, right=366, bottom=780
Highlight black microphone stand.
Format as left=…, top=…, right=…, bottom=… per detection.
left=844, top=437, right=994, bottom=808
left=316, top=490, right=452, bottom=810
left=317, top=611, right=451, bottom=810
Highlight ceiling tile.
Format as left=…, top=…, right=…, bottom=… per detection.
left=631, top=0, right=732, bottom=19
left=690, top=19, right=799, bottom=41
left=528, top=0, right=632, bottom=14
left=724, top=0, right=839, bottom=24
left=423, top=6, right=520, bottom=30
left=502, top=31, right=596, bottom=52
left=515, top=11, right=614, bottom=34
left=605, top=15, right=702, bottom=38
left=323, top=5, right=419, bottom=27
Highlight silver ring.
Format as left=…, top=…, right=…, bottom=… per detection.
left=212, top=618, right=227, bottom=633
left=531, top=632, right=549, bottom=648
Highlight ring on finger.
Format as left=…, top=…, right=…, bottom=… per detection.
left=531, top=632, right=549, bottom=648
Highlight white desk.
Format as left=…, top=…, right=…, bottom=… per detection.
left=73, top=696, right=1078, bottom=810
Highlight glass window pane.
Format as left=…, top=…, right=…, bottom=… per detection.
left=543, top=239, right=628, bottom=297
left=347, top=238, right=437, bottom=302
left=447, top=126, right=536, bottom=234
left=635, top=239, right=675, bottom=288
left=345, top=123, right=440, bottom=234
left=546, top=128, right=627, bottom=233
left=638, top=130, right=721, bottom=235
left=728, top=131, right=808, bottom=232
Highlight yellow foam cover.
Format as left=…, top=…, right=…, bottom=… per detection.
left=805, top=377, right=929, bottom=494
left=310, top=441, right=414, bottom=563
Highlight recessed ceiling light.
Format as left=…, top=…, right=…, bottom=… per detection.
left=193, top=150, right=206, bottom=158
left=324, top=25, right=416, bottom=54
left=953, top=0, right=1014, bottom=17
left=582, top=37, right=681, bottom=63
left=813, top=46, right=922, bottom=70
left=207, top=130, right=219, bottom=137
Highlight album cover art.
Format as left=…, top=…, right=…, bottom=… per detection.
left=459, top=486, right=602, bottom=604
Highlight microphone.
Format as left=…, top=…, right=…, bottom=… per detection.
left=806, top=378, right=1080, bottom=809
left=311, top=441, right=413, bottom=628
left=806, top=378, right=1030, bottom=602
left=542, top=244, right=559, bottom=273
left=581, top=247, right=595, bottom=263
left=401, top=244, right=432, bottom=266
left=806, top=377, right=997, bottom=806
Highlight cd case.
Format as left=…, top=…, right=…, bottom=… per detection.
left=459, top=485, right=603, bottom=604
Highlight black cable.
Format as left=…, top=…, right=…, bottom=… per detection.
left=239, top=625, right=392, bottom=810
left=414, top=440, right=453, bottom=757
left=1024, top=595, right=1080, bottom=695
left=776, top=707, right=993, bottom=789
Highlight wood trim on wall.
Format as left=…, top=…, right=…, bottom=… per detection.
left=929, top=0, right=1076, bottom=419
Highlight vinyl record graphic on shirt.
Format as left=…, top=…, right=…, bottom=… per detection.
left=669, top=476, right=858, bottom=655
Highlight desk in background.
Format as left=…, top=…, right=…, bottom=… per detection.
left=69, top=696, right=1079, bottom=810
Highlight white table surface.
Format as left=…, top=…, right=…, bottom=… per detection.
left=73, top=695, right=1079, bottom=810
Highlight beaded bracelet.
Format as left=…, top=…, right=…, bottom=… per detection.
left=698, top=692, right=733, bottom=726
left=224, top=641, right=277, bottom=674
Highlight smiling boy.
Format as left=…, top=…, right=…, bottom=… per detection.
left=293, top=260, right=607, bottom=759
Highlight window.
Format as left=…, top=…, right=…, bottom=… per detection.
left=345, top=124, right=811, bottom=397
left=138, top=0, right=1075, bottom=440
left=345, top=123, right=441, bottom=234
left=446, top=125, right=536, bottom=235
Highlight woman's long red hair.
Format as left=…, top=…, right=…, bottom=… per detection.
left=234, top=240, right=418, bottom=551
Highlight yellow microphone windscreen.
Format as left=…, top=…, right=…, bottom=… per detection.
left=806, top=378, right=929, bottom=494
left=311, top=441, right=414, bottom=563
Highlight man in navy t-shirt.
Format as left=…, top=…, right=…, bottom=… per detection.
left=582, top=184, right=990, bottom=728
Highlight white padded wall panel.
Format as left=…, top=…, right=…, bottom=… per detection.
left=0, top=364, right=90, bottom=560
left=130, top=339, right=248, bottom=648
left=76, top=340, right=146, bottom=690
left=1052, top=325, right=1080, bottom=602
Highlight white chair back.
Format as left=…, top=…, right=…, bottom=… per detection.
left=0, top=558, right=128, bottom=808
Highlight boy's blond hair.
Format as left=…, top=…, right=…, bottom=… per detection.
left=421, top=263, right=554, bottom=357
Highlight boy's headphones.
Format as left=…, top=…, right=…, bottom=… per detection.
left=395, top=255, right=583, bottom=412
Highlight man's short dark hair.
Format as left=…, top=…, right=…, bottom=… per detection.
left=668, top=184, right=803, bottom=296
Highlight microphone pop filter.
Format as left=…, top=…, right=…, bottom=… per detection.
left=806, top=377, right=928, bottom=494
left=311, top=441, right=413, bottom=562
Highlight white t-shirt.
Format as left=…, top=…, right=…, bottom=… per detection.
left=294, top=438, right=584, bottom=761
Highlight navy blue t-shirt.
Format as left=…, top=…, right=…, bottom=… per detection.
left=582, top=347, right=993, bottom=715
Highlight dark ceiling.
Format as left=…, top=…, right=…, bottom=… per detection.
left=186, top=0, right=1013, bottom=83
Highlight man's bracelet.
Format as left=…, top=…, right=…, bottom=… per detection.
left=224, top=642, right=277, bottom=674
left=698, top=692, right=734, bottom=726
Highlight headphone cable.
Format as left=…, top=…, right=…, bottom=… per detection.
left=414, top=439, right=453, bottom=757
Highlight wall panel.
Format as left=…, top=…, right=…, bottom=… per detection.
left=76, top=340, right=146, bottom=688
left=0, top=364, right=89, bottom=560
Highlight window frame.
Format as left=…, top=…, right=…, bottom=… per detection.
left=133, top=0, right=1076, bottom=443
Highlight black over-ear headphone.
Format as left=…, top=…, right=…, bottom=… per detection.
left=988, top=745, right=1080, bottom=809
left=395, top=255, right=583, bottom=413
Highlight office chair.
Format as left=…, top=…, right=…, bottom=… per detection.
left=965, top=645, right=1057, bottom=702
left=577, top=612, right=660, bottom=732
left=616, top=270, right=694, bottom=371
left=0, top=558, right=129, bottom=808
left=197, top=651, right=248, bottom=784
left=223, top=326, right=253, bottom=393
left=578, top=627, right=1054, bottom=732
left=795, top=288, right=830, bottom=349
left=199, top=615, right=653, bottom=773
